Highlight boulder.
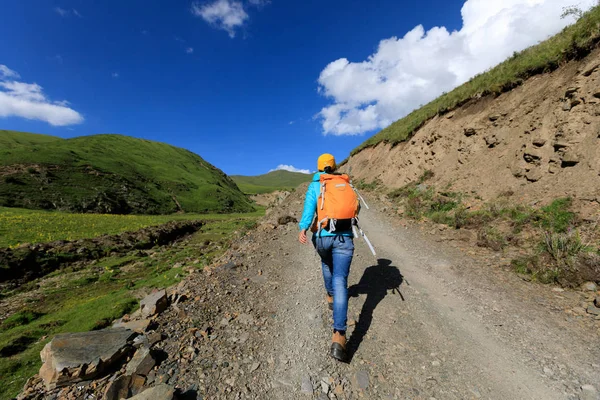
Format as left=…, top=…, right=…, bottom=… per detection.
left=525, top=169, right=543, bottom=183
left=140, top=290, right=168, bottom=318
left=128, top=384, right=175, bottom=400
left=565, top=87, right=579, bottom=97
left=523, top=150, right=542, bottom=164
left=277, top=215, right=298, bottom=226
left=104, top=375, right=132, bottom=400
left=113, top=319, right=152, bottom=333
left=581, top=281, right=598, bottom=292
left=553, top=141, right=569, bottom=151
left=125, top=347, right=155, bottom=376
left=561, top=151, right=580, bottom=167
left=464, top=128, right=477, bottom=137
left=587, top=305, right=600, bottom=316
left=39, top=328, right=136, bottom=389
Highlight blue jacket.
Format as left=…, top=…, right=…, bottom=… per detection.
left=299, top=172, right=353, bottom=237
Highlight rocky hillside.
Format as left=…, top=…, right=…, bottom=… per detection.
left=0, top=132, right=254, bottom=214
left=343, top=48, right=600, bottom=218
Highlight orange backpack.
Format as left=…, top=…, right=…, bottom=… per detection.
left=316, top=174, right=360, bottom=232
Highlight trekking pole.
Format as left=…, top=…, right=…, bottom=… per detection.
left=355, top=190, right=370, bottom=210
left=359, top=226, right=377, bottom=257
left=353, top=219, right=376, bottom=257
left=347, top=167, right=371, bottom=210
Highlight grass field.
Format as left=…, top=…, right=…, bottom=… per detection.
left=0, top=209, right=263, bottom=398
left=232, top=170, right=312, bottom=194
left=351, top=6, right=600, bottom=156
left=0, top=131, right=254, bottom=214
left=0, top=206, right=264, bottom=248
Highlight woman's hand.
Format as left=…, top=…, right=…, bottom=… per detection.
left=299, top=229, right=308, bottom=244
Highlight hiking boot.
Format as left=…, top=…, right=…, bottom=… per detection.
left=330, top=331, right=346, bottom=362
left=326, top=294, right=333, bottom=311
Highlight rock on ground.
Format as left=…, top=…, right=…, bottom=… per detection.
left=39, top=328, right=136, bottom=389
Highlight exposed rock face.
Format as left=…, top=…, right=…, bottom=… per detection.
left=341, top=48, right=600, bottom=218
left=39, top=328, right=137, bottom=389
left=140, top=290, right=168, bottom=318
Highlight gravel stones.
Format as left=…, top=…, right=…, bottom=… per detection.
left=354, top=370, right=370, bottom=390
left=581, top=282, right=598, bottom=292
left=301, top=376, right=313, bottom=393
left=580, top=384, right=599, bottom=400
left=586, top=305, right=600, bottom=316
left=39, top=328, right=137, bottom=389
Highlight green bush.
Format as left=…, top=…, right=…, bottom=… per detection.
left=538, top=198, right=576, bottom=233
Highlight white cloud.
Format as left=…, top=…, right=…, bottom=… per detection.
left=269, top=165, right=312, bottom=174
left=112, top=72, right=120, bottom=78
left=186, top=47, right=194, bottom=54
left=55, top=7, right=83, bottom=17
left=54, top=7, right=68, bottom=16
left=191, top=0, right=249, bottom=38
left=0, top=65, right=83, bottom=126
left=247, top=0, right=270, bottom=7
left=0, top=65, right=20, bottom=80
left=317, top=0, right=598, bottom=136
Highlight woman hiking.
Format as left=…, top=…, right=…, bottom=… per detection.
left=298, top=153, right=357, bottom=362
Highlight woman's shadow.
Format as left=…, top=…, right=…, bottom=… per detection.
left=346, top=258, right=404, bottom=362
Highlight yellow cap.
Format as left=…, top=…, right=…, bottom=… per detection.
left=317, top=153, right=336, bottom=172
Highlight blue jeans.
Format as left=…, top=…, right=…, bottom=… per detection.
left=312, top=235, right=354, bottom=332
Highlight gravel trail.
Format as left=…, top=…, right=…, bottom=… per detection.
left=253, top=199, right=600, bottom=399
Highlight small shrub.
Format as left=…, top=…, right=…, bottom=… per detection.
left=542, top=230, right=586, bottom=262
left=429, top=211, right=454, bottom=225
left=539, top=198, right=576, bottom=233
left=477, top=227, right=508, bottom=251
left=355, top=179, right=382, bottom=191
left=453, top=205, right=469, bottom=229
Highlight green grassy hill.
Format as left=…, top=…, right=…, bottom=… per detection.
left=0, top=131, right=254, bottom=214
left=351, top=6, right=600, bottom=156
left=232, top=170, right=313, bottom=194
left=0, top=130, right=62, bottom=149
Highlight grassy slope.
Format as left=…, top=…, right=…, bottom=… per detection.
left=0, top=132, right=254, bottom=214
left=0, top=206, right=265, bottom=248
left=0, top=211, right=263, bottom=399
left=0, top=130, right=62, bottom=149
left=231, top=170, right=313, bottom=194
left=351, top=6, right=600, bottom=156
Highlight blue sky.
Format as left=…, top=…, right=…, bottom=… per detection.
left=0, top=0, right=592, bottom=175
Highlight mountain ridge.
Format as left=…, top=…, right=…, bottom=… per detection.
left=0, top=131, right=254, bottom=214
left=231, top=169, right=313, bottom=194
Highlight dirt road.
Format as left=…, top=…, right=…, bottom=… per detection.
left=243, top=199, right=600, bottom=399
left=19, top=193, right=600, bottom=400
